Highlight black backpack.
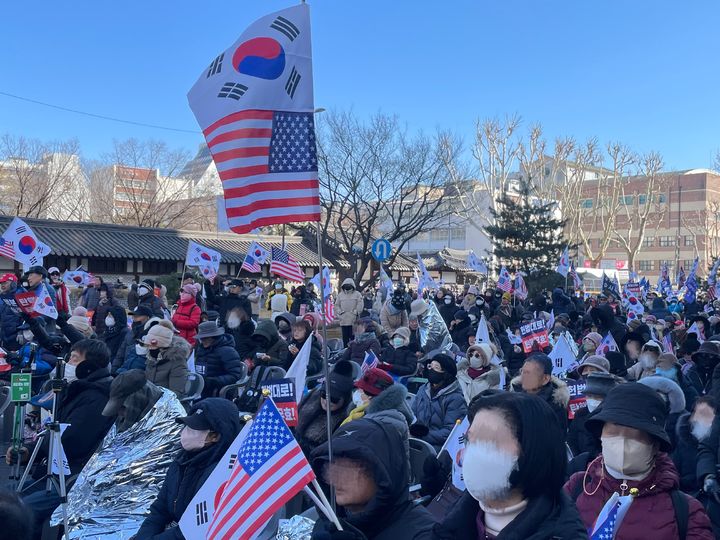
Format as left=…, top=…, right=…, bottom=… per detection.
left=569, top=478, right=688, bottom=540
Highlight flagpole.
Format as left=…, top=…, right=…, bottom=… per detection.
left=315, top=224, right=335, bottom=509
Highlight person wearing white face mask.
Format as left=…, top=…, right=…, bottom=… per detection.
left=626, top=339, right=662, bottom=381
left=433, top=392, right=586, bottom=540
left=100, top=305, right=130, bottom=362
left=674, top=396, right=716, bottom=496
left=13, top=339, right=115, bottom=539
left=134, top=399, right=241, bottom=540
left=456, top=343, right=502, bottom=404
left=567, top=372, right=619, bottom=473
left=566, top=383, right=714, bottom=539
left=378, top=327, right=418, bottom=377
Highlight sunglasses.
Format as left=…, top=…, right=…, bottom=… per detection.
left=320, top=392, right=341, bottom=404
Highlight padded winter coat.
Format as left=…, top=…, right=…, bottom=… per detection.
left=334, top=278, right=363, bottom=326
left=171, top=299, right=201, bottom=347
left=380, top=303, right=409, bottom=334
left=36, top=367, right=114, bottom=475
left=252, top=320, right=290, bottom=369
left=144, top=336, right=190, bottom=398
left=411, top=380, right=467, bottom=450
left=194, top=332, right=244, bottom=397
left=565, top=453, right=713, bottom=540
left=433, top=490, right=586, bottom=540
left=511, top=375, right=570, bottom=434
left=456, top=360, right=502, bottom=403
left=311, top=417, right=435, bottom=540
left=380, top=344, right=419, bottom=377
left=0, top=285, right=21, bottom=350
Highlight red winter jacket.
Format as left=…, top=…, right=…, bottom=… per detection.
left=171, top=299, right=201, bottom=347
left=564, top=452, right=713, bottom=540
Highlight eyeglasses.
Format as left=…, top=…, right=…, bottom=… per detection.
left=471, top=353, right=482, bottom=358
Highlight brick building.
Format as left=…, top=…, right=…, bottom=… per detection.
left=576, top=169, right=720, bottom=278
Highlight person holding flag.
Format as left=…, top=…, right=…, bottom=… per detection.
left=134, top=398, right=242, bottom=540
left=565, top=383, right=713, bottom=539
left=434, top=393, right=586, bottom=539
left=311, top=416, right=435, bottom=539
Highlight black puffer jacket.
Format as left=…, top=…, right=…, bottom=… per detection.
left=36, top=367, right=114, bottom=475
left=252, top=320, right=290, bottom=369
left=225, top=316, right=256, bottom=360
left=287, top=334, right=323, bottom=376
left=566, top=406, right=600, bottom=458
left=380, top=344, right=418, bottom=377
left=312, top=417, right=435, bottom=540
left=437, top=295, right=457, bottom=327
left=138, top=293, right=165, bottom=319
left=590, top=304, right=626, bottom=350
left=194, top=332, right=244, bottom=398
left=101, top=305, right=130, bottom=360
left=672, top=412, right=703, bottom=494
left=134, top=399, right=242, bottom=540
left=0, top=284, right=21, bottom=350
left=433, top=491, right=586, bottom=540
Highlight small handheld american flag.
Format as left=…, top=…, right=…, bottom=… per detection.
left=361, top=350, right=379, bottom=373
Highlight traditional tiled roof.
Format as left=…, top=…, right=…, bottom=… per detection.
left=421, top=248, right=474, bottom=271
left=0, top=216, right=337, bottom=267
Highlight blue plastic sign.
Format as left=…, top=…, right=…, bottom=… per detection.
left=371, top=239, right=392, bottom=262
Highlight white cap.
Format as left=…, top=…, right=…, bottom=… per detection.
left=48, top=267, right=60, bottom=274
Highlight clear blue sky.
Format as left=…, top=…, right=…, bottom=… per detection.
left=1, top=0, right=718, bottom=170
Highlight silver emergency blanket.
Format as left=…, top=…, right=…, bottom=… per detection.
left=51, top=389, right=185, bottom=539
left=276, top=515, right=315, bottom=540
left=418, top=300, right=452, bottom=352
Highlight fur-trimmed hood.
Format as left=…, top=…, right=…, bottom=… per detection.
left=510, top=374, right=570, bottom=408
left=366, top=383, right=414, bottom=425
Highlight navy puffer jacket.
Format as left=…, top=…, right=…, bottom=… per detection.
left=194, top=332, right=244, bottom=397
left=411, top=380, right=467, bottom=450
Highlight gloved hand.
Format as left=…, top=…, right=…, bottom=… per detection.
left=704, top=475, right=720, bottom=503
left=409, top=423, right=429, bottom=438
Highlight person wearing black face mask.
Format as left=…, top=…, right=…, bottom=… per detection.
left=335, top=278, right=364, bottom=347
left=410, top=354, right=467, bottom=451
left=691, top=341, right=720, bottom=396
left=437, top=289, right=457, bottom=327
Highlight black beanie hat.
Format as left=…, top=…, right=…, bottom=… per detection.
left=326, top=360, right=354, bottom=400
left=432, top=353, right=457, bottom=377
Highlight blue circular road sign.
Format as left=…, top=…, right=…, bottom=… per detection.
left=371, top=238, right=392, bottom=262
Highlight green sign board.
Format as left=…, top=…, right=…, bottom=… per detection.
left=10, top=373, right=32, bottom=402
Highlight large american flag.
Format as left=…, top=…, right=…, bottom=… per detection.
left=270, top=246, right=305, bottom=283
left=207, top=399, right=314, bottom=540
left=203, top=110, right=320, bottom=234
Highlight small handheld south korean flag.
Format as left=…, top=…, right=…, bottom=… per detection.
left=34, top=283, right=58, bottom=320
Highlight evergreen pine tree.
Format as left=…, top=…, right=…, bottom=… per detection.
left=484, top=177, right=567, bottom=277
